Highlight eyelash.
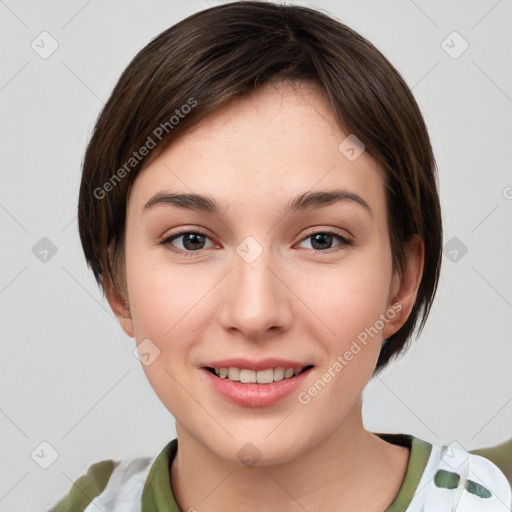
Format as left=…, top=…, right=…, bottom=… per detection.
left=160, top=228, right=354, bottom=258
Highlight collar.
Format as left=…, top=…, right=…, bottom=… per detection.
left=140, top=433, right=432, bottom=511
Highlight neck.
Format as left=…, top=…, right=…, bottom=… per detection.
left=170, top=398, right=409, bottom=512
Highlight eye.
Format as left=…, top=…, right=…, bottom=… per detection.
left=297, top=229, right=353, bottom=252
left=160, top=229, right=217, bottom=257
left=160, top=227, right=353, bottom=257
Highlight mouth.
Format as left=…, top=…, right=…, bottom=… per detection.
left=204, top=365, right=314, bottom=384
left=202, top=363, right=314, bottom=407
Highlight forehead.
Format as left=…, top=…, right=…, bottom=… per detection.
left=127, top=80, right=386, bottom=218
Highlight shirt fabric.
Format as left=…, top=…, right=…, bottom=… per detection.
left=49, top=433, right=512, bottom=512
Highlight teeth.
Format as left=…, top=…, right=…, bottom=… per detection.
left=240, top=369, right=256, bottom=383
left=284, top=368, right=294, bottom=379
left=273, top=367, right=285, bottom=381
left=227, top=367, right=240, bottom=381
left=213, top=366, right=306, bottom=383
left=257, top=368, right=274, bottom=384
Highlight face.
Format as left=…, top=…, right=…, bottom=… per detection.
left=110, top=80, right=419, bottom=466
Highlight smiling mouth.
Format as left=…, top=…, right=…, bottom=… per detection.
left=205, top=365, right=314, bottom=384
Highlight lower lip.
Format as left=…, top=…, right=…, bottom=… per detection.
left=202, top=368, right=313, bottom=407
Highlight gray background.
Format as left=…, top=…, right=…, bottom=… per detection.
left=1, top=0, right=511, bottom=510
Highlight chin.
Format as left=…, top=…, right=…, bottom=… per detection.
left=210, top=428, right=313, bottom=468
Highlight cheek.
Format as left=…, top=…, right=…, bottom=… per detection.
left=125, top=257, right=211, bottom=411
left=295, top=267, right=391, bottom=412
left=302, top=253, right=392, bottom=340
left=128, top=265, right=206, bottom=340
left=127, top=234, right=393, bottom=347
left=125, top=243, right=219, bottom=370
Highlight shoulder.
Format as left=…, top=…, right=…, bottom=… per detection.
left=49, top=459, right=116, bottom=512
left=471, top=438, right=512, bottom=486
left=48, top=441, right=176, bottom=512
left=48, top=455, right=155, bottom=511
left=412, top=440, right=512, bottom=511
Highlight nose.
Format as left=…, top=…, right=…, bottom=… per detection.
left=217, top=244, right=293, bottom=342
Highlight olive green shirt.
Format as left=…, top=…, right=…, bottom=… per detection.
left=50, top=433, right=512, bottom=511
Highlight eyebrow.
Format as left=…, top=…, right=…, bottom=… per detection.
left=142, top=189, right=371, bottom=217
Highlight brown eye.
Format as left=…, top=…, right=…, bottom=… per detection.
left=161, top=230, right=216, bottom=257
left=298, top=230, right=353, bottom=252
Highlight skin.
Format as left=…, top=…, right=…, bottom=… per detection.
left=106, top=80, right=424, bottom=511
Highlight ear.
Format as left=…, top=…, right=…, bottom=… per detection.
left=103, top=275, right=135, bottom=338
left=382, top=234, right=424, bottom=339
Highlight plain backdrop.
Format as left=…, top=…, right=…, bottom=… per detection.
left=0, top=1, right=511, bottom=510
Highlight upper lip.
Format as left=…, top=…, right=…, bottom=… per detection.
left=202, top=358, right=313, bottom=371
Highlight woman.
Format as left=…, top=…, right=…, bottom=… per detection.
left=51, top=2, right=511, bottom=511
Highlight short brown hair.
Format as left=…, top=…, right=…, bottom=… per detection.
left=78, top=1, right=442, bottom=374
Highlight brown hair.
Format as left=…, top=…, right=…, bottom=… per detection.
left=78, top=1, right=442, bottom=374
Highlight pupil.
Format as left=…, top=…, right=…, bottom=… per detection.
left=311, top=233, right=332, bottom=250
left=184, top=233, right=205, bottom=250
left=182, top=233, right=333, bottom=251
